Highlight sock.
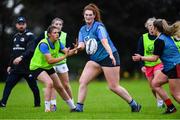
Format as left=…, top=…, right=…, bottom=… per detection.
left=129, top=99, right=137, bottom=108
left=157, top=100, right=164, bottom=107
left=45, top=101, right=50, bottom=110
left=50, top=99, right=56, bottom=105
left=164, top=99, right=172, bottom=106
left=164, top=98, right=175, bottom=108
left=72, top=99, right=74, bottom=105
left=66, top=99, right=76, bottom=109
left=76, top=102, right=84, bottom=111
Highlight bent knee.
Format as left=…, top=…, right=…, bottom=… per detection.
left=151, top=80, right=159, bottom=89
left=108, top=84, right=118, bottom=91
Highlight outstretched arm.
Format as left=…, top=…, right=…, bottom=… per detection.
left=44, top=53, right=68, bottom=64
left=101, top=38, right=116, bottom=65
left=132, top=53, right=159, bottom=62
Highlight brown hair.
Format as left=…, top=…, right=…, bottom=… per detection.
left=153, top=19, right=180, bottom=37
left=83, top=3, right=102, bottom=22
left=47, top=26, right=58, bottom=34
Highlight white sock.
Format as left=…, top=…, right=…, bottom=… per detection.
left=50, top=99, right=56, bottom=105
left=45, top=101, right=51, bottom=110
left=66, top=99, right=76, bottom=109
left=72, top=98, right=74, bottom=105
left=157, top=100, right=164, bottom=107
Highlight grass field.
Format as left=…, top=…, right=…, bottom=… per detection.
left=0, top=79, right=179, bottom=119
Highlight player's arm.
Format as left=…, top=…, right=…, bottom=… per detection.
left=59, top=42, right=75, bottom=56
left=62, top=47, right=77, bottom=56
left=40, top=42, right=67, bottom=64
left=77, top=42, right=85, bottom=51
left=141, top=55, right=159, bottom=62
left=142, top=39, right=164, bottom=62
left=44, top=53, right=67, bottom=64
left=76, top=31, right=85, bottom=52
left=98, top=26, right=116, bottom=65
left=98, top=26, right=113, bottom=56
left=133, top=39, right=164, bottom=62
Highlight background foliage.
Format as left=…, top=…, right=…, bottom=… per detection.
left=1, top=0, right=180, bottom=81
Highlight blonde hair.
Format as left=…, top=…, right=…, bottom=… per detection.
left=145, top=17, right=156, bottom=28
left=153, top=19, right=180, bottom=37
left=83, top=3, right=102, bottom=22
left=51, top=17, right=63, bottom=25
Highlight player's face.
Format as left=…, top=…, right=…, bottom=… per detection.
left=49, top=28, right=59, bottom=42
left=147, top=21, right=154, bottom=35
left=84, top=10, right=95, bottom=25
left=52, top=21, right=63, bottom=32
left=16, top=22, right=27, bottom=32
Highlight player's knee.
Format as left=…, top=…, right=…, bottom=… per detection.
left=45, top=81, right=53, bottom=88
left=108, top=84, right=118, bottom=91
left=151, top=80, right=159, bottom=90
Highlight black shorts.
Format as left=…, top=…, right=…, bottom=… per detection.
left=31, top=68, right=55, bottom=79
left=96, top=51, right=120, bottom=67
left=162, top=64, right=180, bottom=79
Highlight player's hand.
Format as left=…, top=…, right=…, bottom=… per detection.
left=132, top=54, right=141, bottom=61
left=109, top=54, right=116, bottom=66
left=73, top=38, right=78, bottom=48
left=65, top=47, right=70, bottom=57
left=73, top=38, right=79, bottom=54
left=7, top=66, right=11, bottom=74
left=13, top=56, right=23, bottom=65
left=141, top=66, right=146, bottom=73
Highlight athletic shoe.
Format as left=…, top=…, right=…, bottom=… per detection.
left=163, top=107, right=177, bottom=114
left=71, top=107, right=83, bottom=112
left=131, top=104, right=141, bottom=112
left=0, top=101, right=6, bottom=107
left=50, top=104, right=57, bottom=112
left=70, top=108, right=77, bottom=112
left=45, top=109, right=51, bottom=112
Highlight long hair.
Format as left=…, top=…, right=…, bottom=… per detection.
left=154, top=19, right=180, bottom=37
left=83, top=3, right=102, bottom=22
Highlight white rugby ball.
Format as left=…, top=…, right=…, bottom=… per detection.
left=85, top=38, right=98, bottom=55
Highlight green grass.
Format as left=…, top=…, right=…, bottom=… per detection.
left=0, top=79, right=180, bottom=119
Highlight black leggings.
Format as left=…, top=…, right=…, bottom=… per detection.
left=1, top=72, right=40, bottom=106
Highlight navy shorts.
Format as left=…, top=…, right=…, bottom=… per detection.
left=96, top=51, right=120, bottom=67
left=162, top=64, right=180, bottom=79
left=31, top=68, right=55, bottom=79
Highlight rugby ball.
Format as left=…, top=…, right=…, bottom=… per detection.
left=85, top=38, right=98, bottom=55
